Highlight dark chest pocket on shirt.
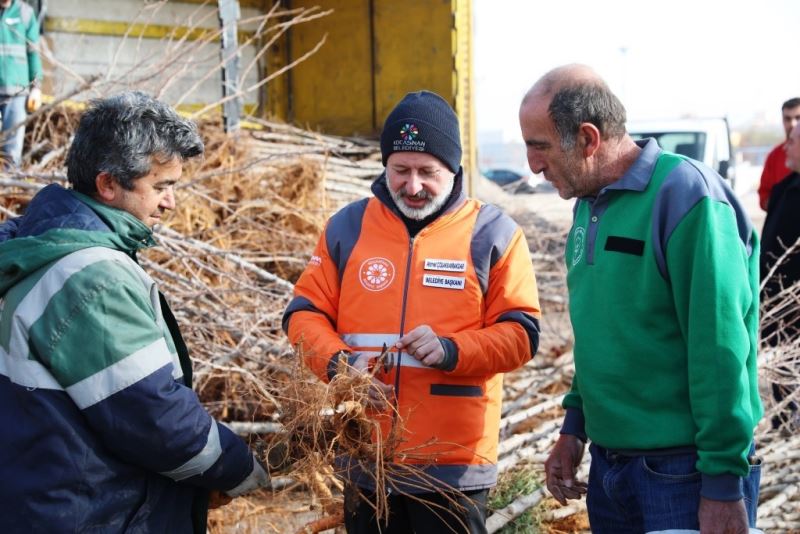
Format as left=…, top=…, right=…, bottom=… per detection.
left=604, top=236, right=645, bottom=256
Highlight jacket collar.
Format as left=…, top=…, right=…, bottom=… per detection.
left=0, top=185, right=157, bottom=296
left=4, top=183, right=155, bottom=249
left=70, top=190, right=155, bottom=248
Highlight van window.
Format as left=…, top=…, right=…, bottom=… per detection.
left=630, top=131, right=706, bottom=161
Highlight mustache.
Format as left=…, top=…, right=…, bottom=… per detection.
left=397, top=189, right=433, bottom=200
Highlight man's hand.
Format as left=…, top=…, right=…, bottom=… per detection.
left=208, top=490, right=233, bottom=509
left=225, top=454, right=271, bottom=497
left=350, top=353, right=394, bottom=410
left=544, top=434, right=587, bottom=505
left=698, top=497, right=749, bottom=534
left=26, top=87, right=41, bottom=113
left=396, top=325, right=444, bottom=367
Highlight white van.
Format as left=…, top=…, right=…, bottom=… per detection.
left=627, top=118, right=736, bottom=190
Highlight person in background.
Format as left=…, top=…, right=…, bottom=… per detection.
left=0, top=0, right=42, bottom=168
left=0, top=92, right=269, bottom=533
left=757, top=97, right=800, bottom=211
left=520, top=64, right=762, bottom=533
left=760, top=120, right=800, bottom=432
left=283, top=90, right=541, bottom=533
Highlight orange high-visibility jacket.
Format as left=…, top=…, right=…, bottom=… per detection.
left=283, top=176, right=541, bottom=492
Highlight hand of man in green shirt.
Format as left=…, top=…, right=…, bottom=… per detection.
left=544, top=434, right=587, bottom=505
left=698, top=496, right=749, bottom=534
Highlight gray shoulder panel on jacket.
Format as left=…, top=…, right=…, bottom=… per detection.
left=325, top=198, right=369, bottom=284
left=471, top=204, right=519, bottom=294
left=652, top=159, right=754, bottom=279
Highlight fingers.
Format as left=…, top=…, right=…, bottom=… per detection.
left=557, top=453, right=584, bottom=500
left=559, top=482, right=587, bottom=500
left=208, top=490, right=234, bottom=509
left=546, top=478, right=568, bottom=505
left=365, top=379, right=394, bottom=410
left=345, top=355, right=395, bottom=409
left=560, top=456, right=577, bottom=491
left=350, top=354, right=370, bottom=373
left=372, top=380, right=394, bottom=396
left=418, top=339, right=445, bottom=367
left=545, top=439, right=587, bottom=506
left=397, top=325, right=429, bottom=346
left=545, top=468, right=585, bottom=505
left=396, top=325, right=437, bottom=355
left=396, top=326, right=444, bottom=367
left=544, top=457, right=568, bottom=506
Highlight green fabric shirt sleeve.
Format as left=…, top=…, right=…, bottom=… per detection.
left=665, top=197, right=759, bottom=479
left=25, top=9, right=42, bottom=83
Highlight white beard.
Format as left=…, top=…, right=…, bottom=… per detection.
left=389, top=176, right=455, bottom=220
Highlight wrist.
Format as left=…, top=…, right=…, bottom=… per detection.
left=561, top=407, right=587, bottom=442
left=700, top=473, right=743, bottom=501
left=436, top=337, right=458, bottom=371
left=326, top=350, right=350, bottom=381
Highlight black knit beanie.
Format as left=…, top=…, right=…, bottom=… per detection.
left=380, top=90, right=462, bottom=173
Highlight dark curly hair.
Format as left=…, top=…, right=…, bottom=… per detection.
left=66, top=91, right=204, bottom=194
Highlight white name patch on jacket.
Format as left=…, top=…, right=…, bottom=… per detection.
left=423, top=273, right=466, bottom=290
left=424, top=258, right=467, bottom=272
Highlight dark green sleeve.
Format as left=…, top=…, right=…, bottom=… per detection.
left=666, top=197, right=760, bottom=479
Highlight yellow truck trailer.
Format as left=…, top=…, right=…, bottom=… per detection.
left=42, top=0, right=476, bottom=192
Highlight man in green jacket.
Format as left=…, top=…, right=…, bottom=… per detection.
left=0, top=91, right=269, bottom=533
left=0, top=0, right=42, bottom=167
left=519, top=64, right=762, bottom=533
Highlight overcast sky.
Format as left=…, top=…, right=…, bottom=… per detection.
left=474, top=0, right=800, bottom=141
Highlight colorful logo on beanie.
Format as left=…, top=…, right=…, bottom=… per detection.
left=359, top=257, right=395, bottom=292
left=400, top=123, right=419, bottom=141
left=394, top=123, right=426, bottom=153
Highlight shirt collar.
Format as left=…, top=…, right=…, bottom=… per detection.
left=602, top=138, right=661, bottom=193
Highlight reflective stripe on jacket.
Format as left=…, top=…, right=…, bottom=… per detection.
left=284, top=176, right=541, bottom=491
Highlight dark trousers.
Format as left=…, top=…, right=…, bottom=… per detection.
left=344, top=486, right=488, bottom=534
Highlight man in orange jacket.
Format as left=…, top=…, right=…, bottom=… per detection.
left=282, top=90, right=541, bottom=533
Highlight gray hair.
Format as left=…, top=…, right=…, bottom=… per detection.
left=66, top=91, right=204, bottom=194
left=548, top=82, right=627, bottom=150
